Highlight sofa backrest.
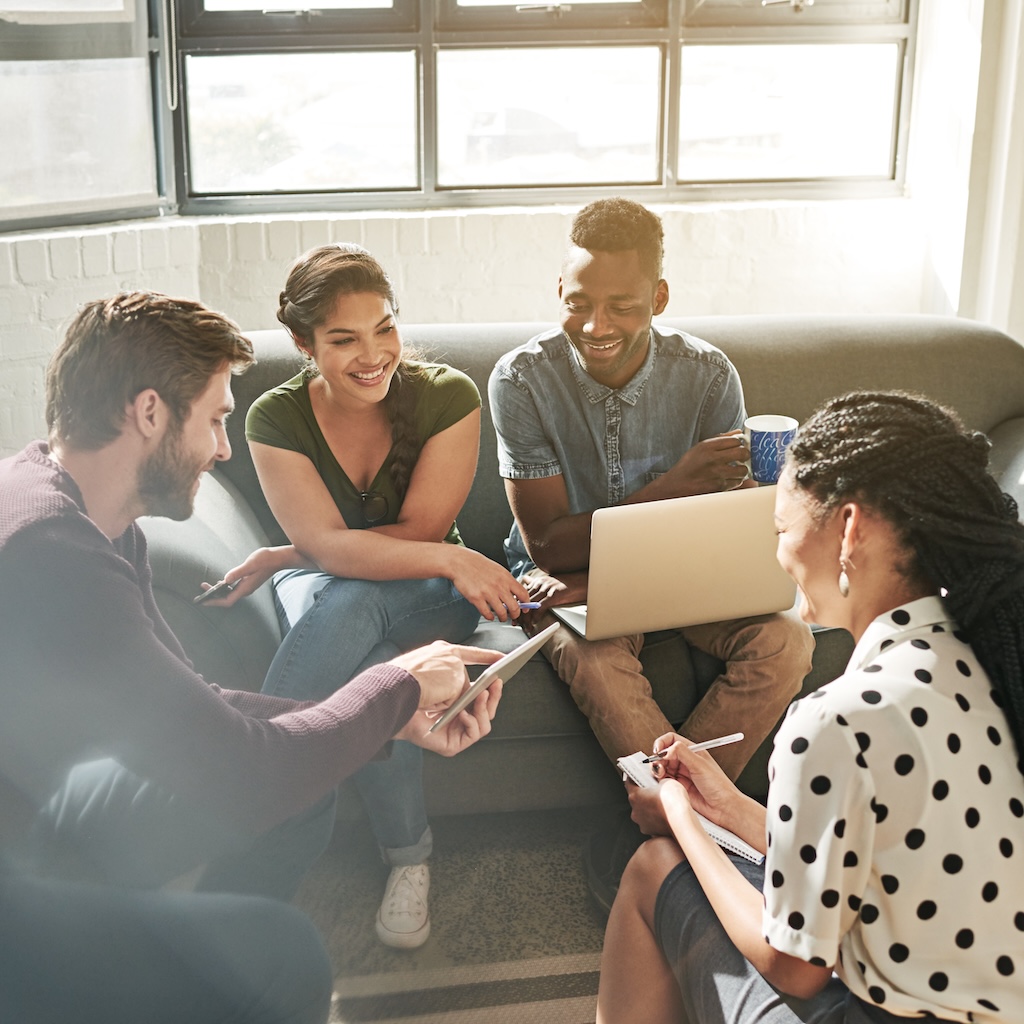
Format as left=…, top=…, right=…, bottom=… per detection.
left=221, top=315, right=1024, bottom=566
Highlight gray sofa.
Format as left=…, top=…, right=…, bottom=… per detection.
left=142, top=313, right=1024, bottom=817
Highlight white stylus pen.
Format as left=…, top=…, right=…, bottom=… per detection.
left=642, top=731, right=744, bottom=762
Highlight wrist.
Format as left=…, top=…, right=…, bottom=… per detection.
left=720, top=792, right=765, bottom=845
left=444, top=543, right=472, bottom=578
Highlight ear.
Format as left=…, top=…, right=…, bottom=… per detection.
left=838, top=502, right=863, bottom=562
left=285, top=329, right=311, bottom=359
left=126, top=388, right=168, bottom=441
left=653, top=279, right=669, bottom=316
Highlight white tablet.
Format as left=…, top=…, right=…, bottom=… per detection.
left=426, top=621, right=559, bottom=733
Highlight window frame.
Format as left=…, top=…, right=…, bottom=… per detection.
left=0, top=0, right=918, bottom=231
left=171, top=0, right=917, bottom=214
left=0, top=0, right=176, bottom=233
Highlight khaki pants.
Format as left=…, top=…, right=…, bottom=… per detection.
left=537, top=608, right=814, bottom=781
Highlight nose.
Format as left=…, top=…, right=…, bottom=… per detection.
left=215, top=426, right=231, bottom=463
left=584, top=306, right=615, bottom=339
left=358, top=334, right=386, bottom=365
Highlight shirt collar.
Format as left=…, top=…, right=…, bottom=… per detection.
left=848, top=595, right=956, bottom=670
left=563, top=328, right=657, bottom=406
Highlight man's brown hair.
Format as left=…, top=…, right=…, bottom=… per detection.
left=46, top=292, right=255, bottom=451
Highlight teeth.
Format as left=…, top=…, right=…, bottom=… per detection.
left=353, top=367, right=385, bottom=380
left=588, top=341, right=619, bottom=351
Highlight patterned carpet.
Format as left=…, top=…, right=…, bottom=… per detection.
left=293, top=806, right=619, bottom=1023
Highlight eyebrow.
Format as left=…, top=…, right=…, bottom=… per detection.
left=563, top=289, right=640, bottom=303
left=323, top=313, right=395, bottom=336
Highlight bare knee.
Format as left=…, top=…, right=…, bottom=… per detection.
left=615, top=836, right=684, bottom=924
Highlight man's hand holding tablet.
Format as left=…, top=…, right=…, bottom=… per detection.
left=390, top=640, right=503, bottom=757
left=423, top=621, right=560, bottom=737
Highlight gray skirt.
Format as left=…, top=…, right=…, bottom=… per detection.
left=654, top=855, right=959, bottom=1024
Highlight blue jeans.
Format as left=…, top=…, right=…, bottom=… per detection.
left=0, top=863, right=332, bottom=1024
left=31, top=758, right=337, bottom=902
left=264, top=570, right=480, bottom=864
left=15, top=759, right=337, bottom=1024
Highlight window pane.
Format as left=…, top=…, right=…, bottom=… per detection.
left=185, top=52, right=418, bottom=193
left=678, top=43, right=898, bottom=181
left=0, top=58, right=156, bottom=214
left=202, top=0, right=391, bottom=9
left=457, top=0, right=635, bottom=6
left=437, top=47, right=660, bottom=187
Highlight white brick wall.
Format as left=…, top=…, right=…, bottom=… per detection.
left=0, top=222, right=202, bottom=454
left=0, top=199, right=928, bottom=455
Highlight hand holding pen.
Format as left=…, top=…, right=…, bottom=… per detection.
left=643, top=731, right=744, bottom=762
left=643, top=731, right=746, bottom=822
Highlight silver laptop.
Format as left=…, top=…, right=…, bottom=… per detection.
left=551, top=485, right=796, bottom=641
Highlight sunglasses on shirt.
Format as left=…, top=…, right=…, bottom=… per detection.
left=359, top=490, right=389, bottom=526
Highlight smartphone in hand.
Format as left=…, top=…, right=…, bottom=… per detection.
left=192, top=579, right=237, bottom=605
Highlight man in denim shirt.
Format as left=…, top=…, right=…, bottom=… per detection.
left=488, top=198, right=813, bottom=913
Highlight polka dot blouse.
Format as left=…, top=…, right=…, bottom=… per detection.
left=763, top=596, right=1024, bottom=1023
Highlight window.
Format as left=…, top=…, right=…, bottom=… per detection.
left=0, top=0, right=917, bottom=227
left=0, top=0, right=163, bottom=231
left=173, top=0, right=916, bottom=213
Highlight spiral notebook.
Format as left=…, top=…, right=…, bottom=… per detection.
left=616, top=751, right=765, bottom=865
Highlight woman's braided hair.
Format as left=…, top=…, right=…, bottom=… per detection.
left=277, top=244, right=427, bottom=502
left=787, top=389, right=1024, bottom=775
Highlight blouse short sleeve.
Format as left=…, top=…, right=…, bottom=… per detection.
left=763, top=695, right=876, bottom=967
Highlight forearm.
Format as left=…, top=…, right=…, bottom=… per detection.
left=621, top=473, right=705, bottom=504
left=521, top=511, right=593, bottom=574
left=300, top=529, right=458, bottom=582
left=664, top=792, right=830, bottom=999
left=715, top=791, right=769, bottom=855
left=668, top=799, right=767, bottom=956
left=263, top=545, right=317, bottom=572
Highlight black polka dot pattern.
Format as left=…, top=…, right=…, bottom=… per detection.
left=761, top=597, right=1024, bottom=1022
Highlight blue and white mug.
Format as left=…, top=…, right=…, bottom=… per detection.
left=744, top=414, right=798, bottom=484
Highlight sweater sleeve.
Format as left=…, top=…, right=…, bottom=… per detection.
left=0, top=517, right=421, bottom=837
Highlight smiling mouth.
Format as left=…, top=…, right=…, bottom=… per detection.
left=582, top=339, right=621, bottom=352
left=352, top=364, right=388, bottom=382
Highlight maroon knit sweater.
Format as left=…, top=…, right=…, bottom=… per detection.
left=0, top=442, right=421, bottom=837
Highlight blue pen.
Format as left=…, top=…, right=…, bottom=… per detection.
left=518, top=601, right=542, bottom=609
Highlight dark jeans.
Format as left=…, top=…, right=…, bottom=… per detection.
left=0, top=865, right=332, bottom=1024
left=10, top=758, right=340, bottom=1024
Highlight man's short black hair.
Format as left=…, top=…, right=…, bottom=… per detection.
left=568, top=197, right=664, bottom=282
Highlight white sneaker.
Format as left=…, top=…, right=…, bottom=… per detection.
left=375, top=863, right=430, bottom=949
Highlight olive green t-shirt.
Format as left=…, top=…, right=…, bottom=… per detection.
left=245, top=363, right=480, bottom=544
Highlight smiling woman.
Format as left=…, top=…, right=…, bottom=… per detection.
left=210, top=243, right=529, bottom=950
left=597, top=390, right=1024, bottom=1024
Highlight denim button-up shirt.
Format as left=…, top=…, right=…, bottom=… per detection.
left=488, top=325, right=746, bottom=576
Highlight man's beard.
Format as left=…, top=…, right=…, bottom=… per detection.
left=137, top=430, right=207, bottom=521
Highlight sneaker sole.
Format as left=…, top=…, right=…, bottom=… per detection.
left=375, top=914, right=431, bottom=949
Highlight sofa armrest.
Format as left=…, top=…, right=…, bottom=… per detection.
left=141, top=472, right=283, bottom=693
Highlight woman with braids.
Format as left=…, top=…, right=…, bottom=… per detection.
left=596, top=390, right=1024, bottom=1024
left=216, top=244, right=530, bottom=948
